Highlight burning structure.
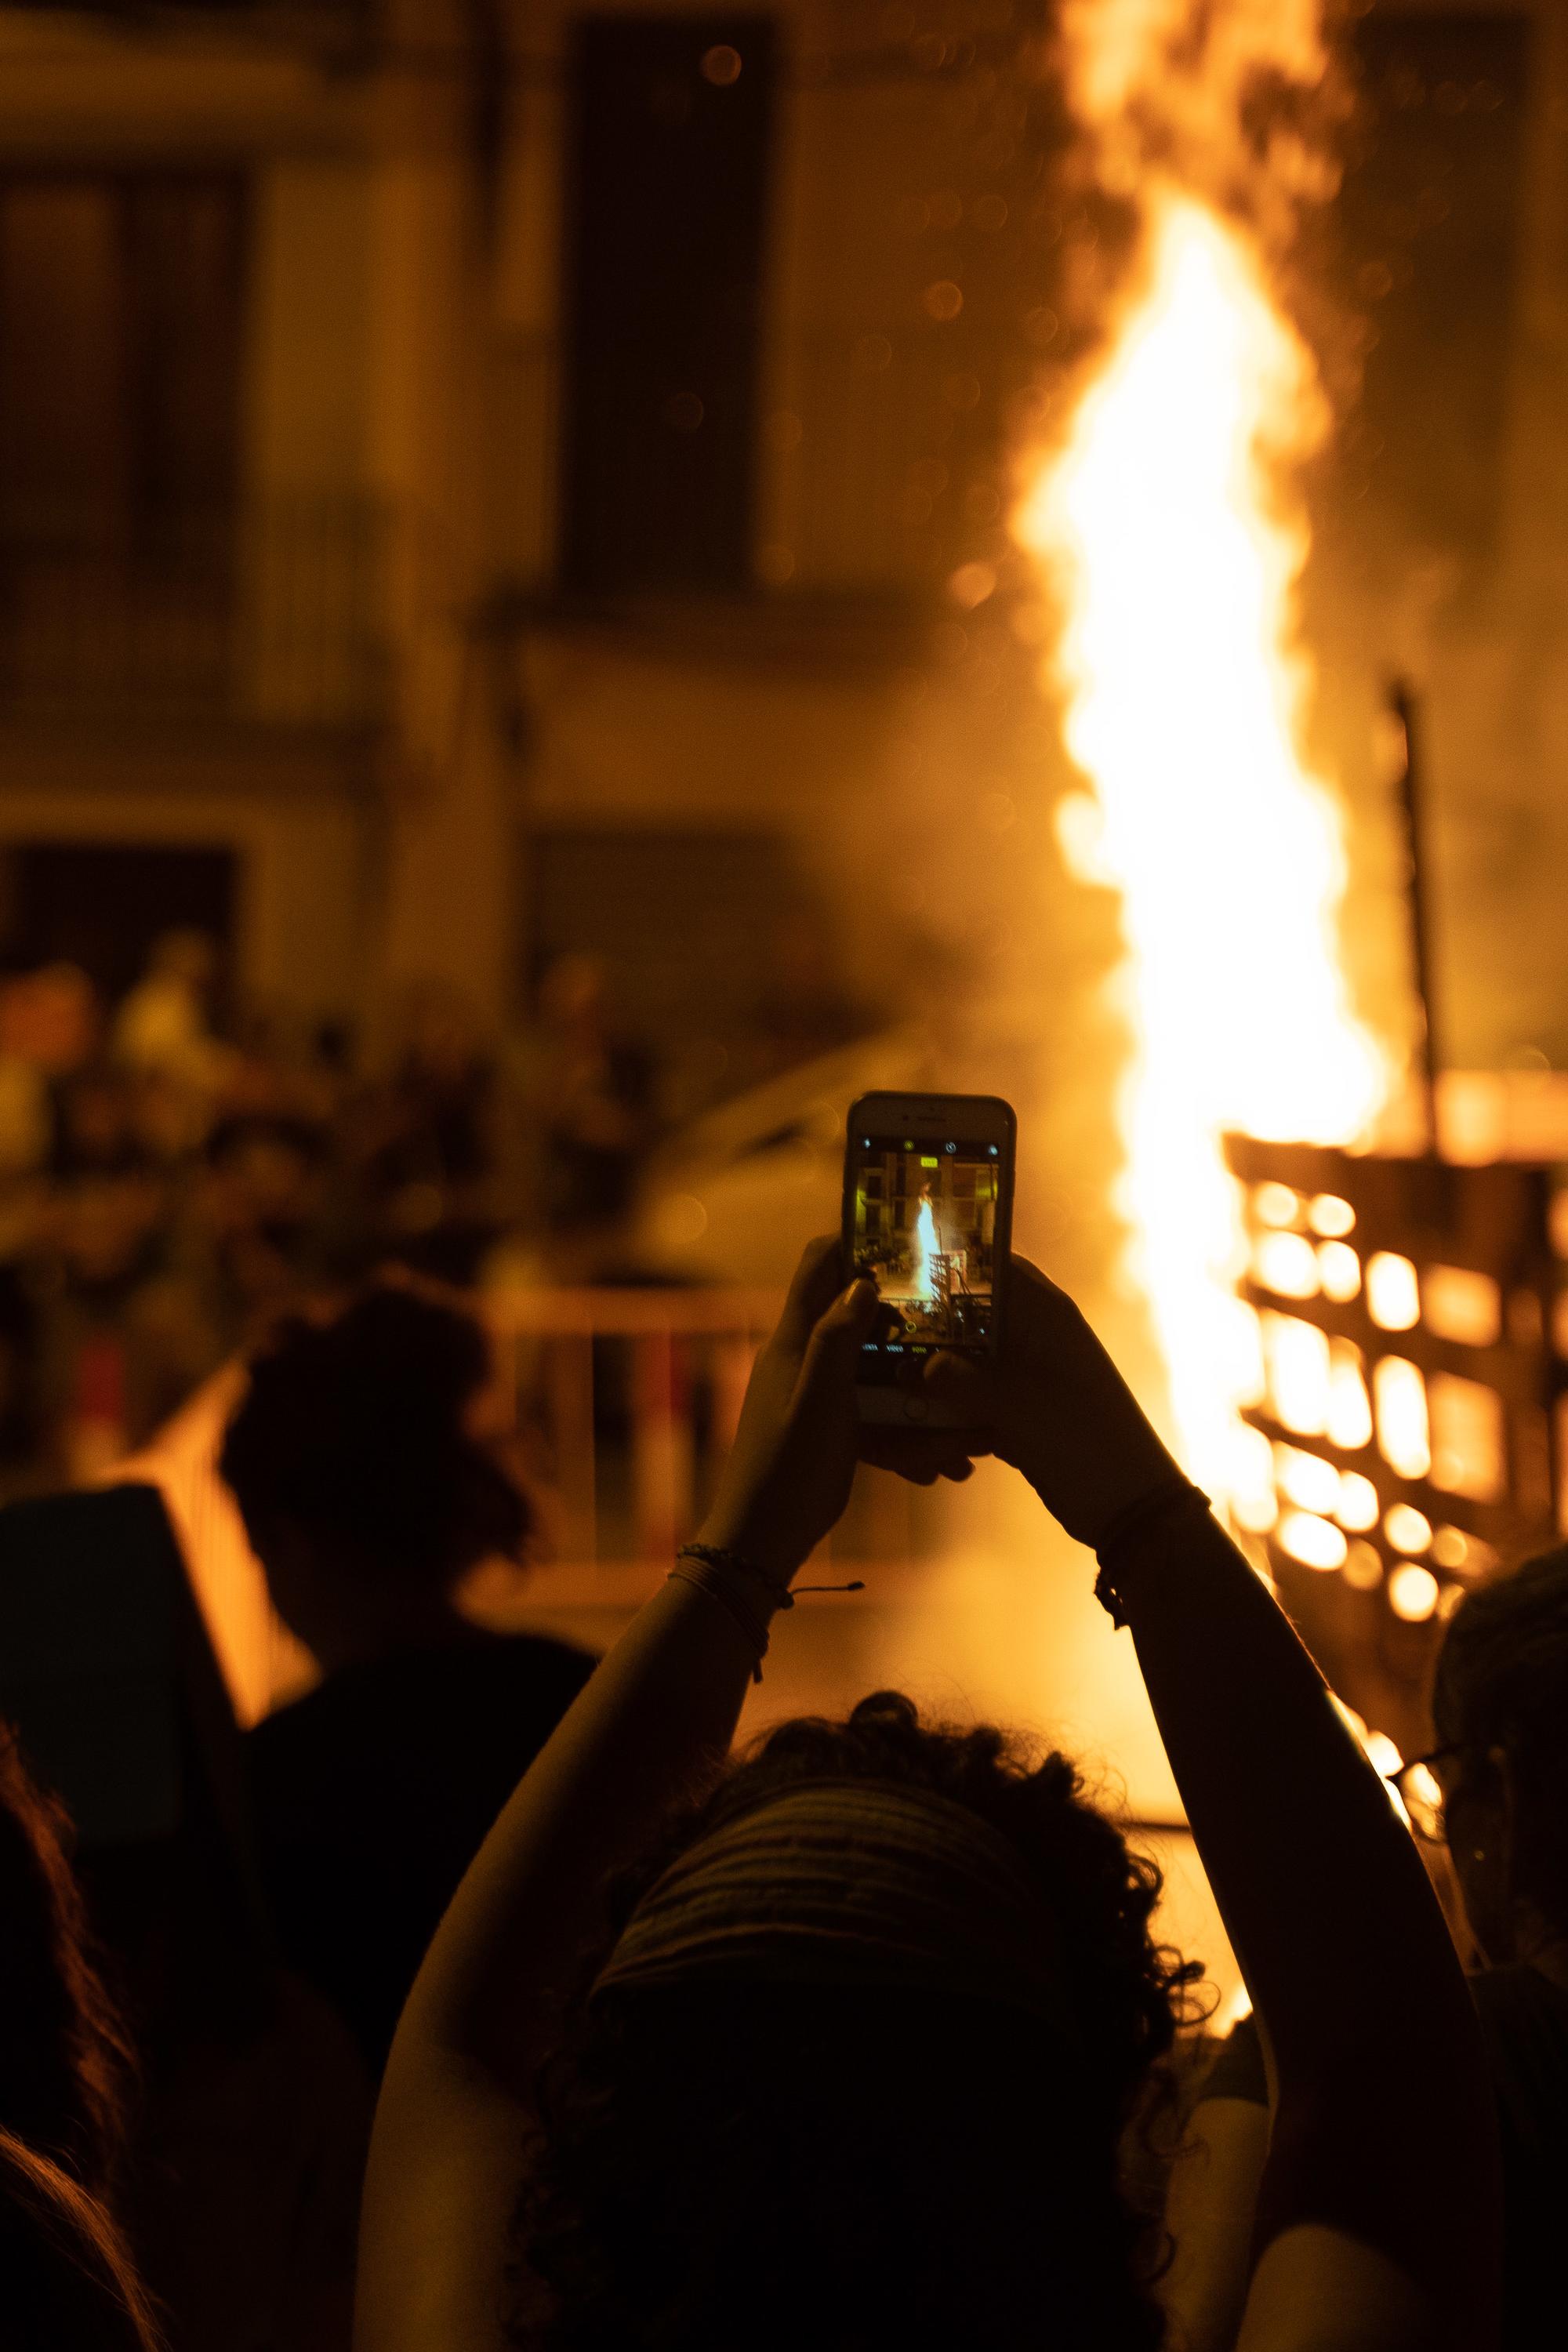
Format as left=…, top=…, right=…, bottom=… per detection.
left=1014, top=0, right=1388, bottom=1501
left=1004, top=0, right=1565, bottom=1748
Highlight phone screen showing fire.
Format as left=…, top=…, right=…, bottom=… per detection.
left=848, top=1135, right=1000, bottom=1376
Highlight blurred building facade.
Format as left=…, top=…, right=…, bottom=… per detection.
left=0, top=0, right=1563, bottom=1085
left=0, top=0, right=1043, bottom=1083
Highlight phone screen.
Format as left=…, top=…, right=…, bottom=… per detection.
left=847, top=1131, right=1003, bottom=1379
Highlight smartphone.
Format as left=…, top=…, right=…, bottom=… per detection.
left=842, top=1092, right=1015, bottom=1426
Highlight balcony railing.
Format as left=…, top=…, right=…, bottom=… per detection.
left=0, top=494, right=392, bottom=731
left=486, top=323, right=1013, bottom=603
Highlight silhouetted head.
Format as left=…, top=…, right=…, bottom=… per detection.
left=0, top=1720, right=135, bottom=2199
left=220, top=1282, right=529, bottom=1664
left=511, top=1693, right=1197, bottom=2352
left=0, top=964, right=98, bottom=1076
left=147, top=930, right=216, bottom=993
left=1432, top=1544, right=1568, bottom=1963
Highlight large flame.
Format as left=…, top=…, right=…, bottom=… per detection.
left=1013, top=38, right=1387, bottom=1507
left=912, top=1192, right=939, bottom=1304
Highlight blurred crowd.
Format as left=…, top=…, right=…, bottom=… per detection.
left=0, top=935, right=661, bottom=1492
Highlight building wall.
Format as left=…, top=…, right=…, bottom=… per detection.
left=0, top=0, right=1562, bottom=1073
left=0, top=11, right=385, bottom=1022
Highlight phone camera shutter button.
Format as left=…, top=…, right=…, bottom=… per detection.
left=902, top=1396, right=930, bottom=1421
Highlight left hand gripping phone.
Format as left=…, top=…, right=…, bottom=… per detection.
left=841, top=1091, right=1015, bottom=1428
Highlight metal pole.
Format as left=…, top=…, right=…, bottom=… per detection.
left=1389, top=678, right=1440, bottom=1154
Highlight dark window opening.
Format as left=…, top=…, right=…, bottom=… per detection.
left=560, top=16, right=775, bottom=599
left=0, top=172, right=247, bottom=704
left=0, top=172, right=246, bottom=575
left=0, top=841, right=237, bottom=1019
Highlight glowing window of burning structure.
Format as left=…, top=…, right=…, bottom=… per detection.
left=1374, top=1359, right=1431, bottom=1483
left=1366, top=1253, right=1421, bottom=1333
left=1278, top=1511, right=1347, bottom=1573
left=1316, top=1242, right=1361, bottom=1302
left=1343, top=1539, right=1383, bottom=1592
left=1254, top=1182, right=1305, bottom=1232
left=1388, top=1564, right=1439, bottom=1625
left=1383, top=1504, right=1433, bottom=1557
left=1326, top=1339, right=1373, bottom=1452
left=1335, top=1472, right=1380, bottom=1534
left=1273, top=1443, right=1338, bottom=1517
left=1431, top=1524, right=1498, bottom=1577
left=1263, top=1313, right=1332, bottom=1438
left=1421, top=1265, right=1502, bottom=1348
left=1230, top=1422, right=1279, bottom=1534
left=1428, top=1374, right=1506, bottom=1504
left=1253, top=1230, right=1319, bottom=1300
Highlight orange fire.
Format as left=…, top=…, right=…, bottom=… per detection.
left=912, top=1191, right=940, bottom=1303
left=1012, top=9, right=1388, bottom=1513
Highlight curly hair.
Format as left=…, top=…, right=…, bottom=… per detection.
left=219, top=1279, right=528, bottom=1594
left=0, top=1719, right=137, bottom=2200
left=1433, top=1543, right=1568, bottom=1936
left=509, top=1692, right=1201, bottom=2352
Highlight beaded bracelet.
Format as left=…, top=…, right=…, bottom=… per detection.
left=668, top=1541, right=864, bottom=1682
left=1092, top=1478, right=1212, bottom=1629
left=669, top=1542, right=793, bottom=1683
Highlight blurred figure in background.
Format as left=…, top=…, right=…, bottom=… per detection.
left=193, top=1113, right=333, bottom=1350
left=1162, top=1545, right=1568, bottom=2352
left=113, top=932, right=234, bottom=1143
left=0, top=1716, right=162, bottom=2349
left=345, top=981, right=502, bottom=1287
left=523, top=953, right=655, bottom=1245
left=0, top=966, right=100, bottom=1483
left=0, top=962, right=98, bottom=1181
left=50, top=1059, right=142, bottom=1183
left=221, top=1283, right=596, bottom=2073
left=1, top=1479, right=369, bottom=2352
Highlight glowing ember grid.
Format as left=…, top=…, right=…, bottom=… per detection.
left=1223, top=1134, right=1568, bottom=1624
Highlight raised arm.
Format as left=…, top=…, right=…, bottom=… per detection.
left=355, top=1242, right=975, bottom=2352
left=936, top=1258, right=1501, bottom=2352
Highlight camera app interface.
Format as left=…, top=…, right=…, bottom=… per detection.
left=848, top=1134, right=1000, bottom=1368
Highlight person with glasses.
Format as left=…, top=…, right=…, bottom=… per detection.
left=1163, top=1544, right=1568, bottom=2352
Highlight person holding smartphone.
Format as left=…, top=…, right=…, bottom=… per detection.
left=354, top=1216, right=1500, bottom=2352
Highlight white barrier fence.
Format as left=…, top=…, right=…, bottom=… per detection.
left=125, top=1285, right=923, bottom=1725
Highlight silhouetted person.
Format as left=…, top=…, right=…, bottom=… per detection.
left=350, top=982, right=501, bottom=1285
left=355, top=1243, right=1499, bottom=2352
left=222, top=1284, right=597, bottom=2074
left=113, top=930, right=227, bottom=1098
left=526, top=953, right=654, bottom=1236
left=0, top=1479, right=370, bottom=2351
left=1164, top=1544, right=1568, bottom=2352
